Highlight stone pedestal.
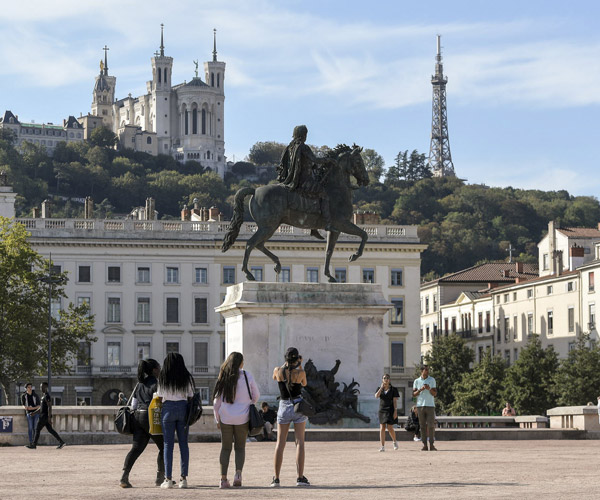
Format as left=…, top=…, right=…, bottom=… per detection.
left=215, top=282, right=391, bottom=426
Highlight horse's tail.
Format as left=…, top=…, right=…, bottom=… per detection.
left=222, top=187, right=255, bottom=252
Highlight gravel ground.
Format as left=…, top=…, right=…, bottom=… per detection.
left=1, top=440, right=599, bottom=499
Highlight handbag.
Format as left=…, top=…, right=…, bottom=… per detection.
left=186, top=391, right=203, bottom=428
left=243, top=371, right=265, bottom=437
left=114, top=383, right=139, bottom=435
left=284, top=365, right=316, bottom=417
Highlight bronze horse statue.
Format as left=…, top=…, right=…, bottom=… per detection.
left=222, top=146, right=370, bottom=282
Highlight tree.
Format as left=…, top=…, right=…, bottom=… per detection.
left=423, top=334, right=474, bottom=414
left=0, top=218, right=96, bottom=403
left=449, top=350, right=507, bottom=415
left=385, top=149, right=431, bottom=186
left=503, top=335, right=558, bottom=415
left=554, top=335, right=600, bottom=405
left=247, top=141, right=286, bottom=166
left=361, top=148, right=385, bottom=184
left=88, top=126, right=118, bottom=148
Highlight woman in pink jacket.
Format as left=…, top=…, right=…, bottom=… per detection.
left=213, top=352, right=260, bottom=489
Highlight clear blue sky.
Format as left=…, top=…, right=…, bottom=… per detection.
left=1, top=1, right=599, bottom=196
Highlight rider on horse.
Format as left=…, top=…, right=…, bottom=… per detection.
left=277, top=125, right=335, bottom=233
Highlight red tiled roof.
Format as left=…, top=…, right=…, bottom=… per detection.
left=438, top=262, right=538, bottom=283
left=491, top=269, right=578, bottom=291
left=557, top=227, right=600, bottom=238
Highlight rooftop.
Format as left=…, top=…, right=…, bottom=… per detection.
left=430, top=262, right=539, bottom=285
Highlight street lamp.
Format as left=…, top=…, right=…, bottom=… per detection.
left=39, top=253, right=64, bottom=394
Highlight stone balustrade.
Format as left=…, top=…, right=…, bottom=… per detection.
left=547, top=406, right=600, bottom=432
left=515, top=416, right=548, bottom=429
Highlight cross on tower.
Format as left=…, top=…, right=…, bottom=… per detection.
left=102, top=45, right=109, bottom=75
left=506, top=243, right=514, bottom=263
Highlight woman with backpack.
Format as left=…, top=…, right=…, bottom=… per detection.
left=120, top=359, right=164, bottom=488
left=213, top=351, right=260, bottom=489
left=157, top=353, right=195, bottom=489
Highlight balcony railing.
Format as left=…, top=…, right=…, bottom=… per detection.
left=99, top=365, right=133, bottom=374
left=384, top=366, right=405, bottom=375
left=193, top=366, right=218, bottom=376
left=76, top=365, right=91, bottom=375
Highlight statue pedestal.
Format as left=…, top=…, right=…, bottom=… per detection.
left=216, top=282, right=391, bottom=426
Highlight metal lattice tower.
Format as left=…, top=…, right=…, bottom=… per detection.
left=427, top=35, right=455, bottom=177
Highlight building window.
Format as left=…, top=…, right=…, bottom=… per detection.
left=496, top=296, right=500, bottom=304
left=391, top=298, right=404, bottom=325
left=425, top=296, right=429, bottom=314
left=78, top=265, right=91, bottom=283
left=513, top=292, right=517, bottom=301
left=307, top=267, right=319, bottom=283
left=496, top=319, right=501, bottom=342
left=195, top=267, right=208, bottom=284
left=504, top=317, right=510, bottom=342
left=107, top=266, right=121, bottom=283
left=198, top=387, right=210, bottom=405
left=223, top=266, right=236, bottom=284
left=426, top=326, right=430, bottom=343
left=107, top=341, right=121, bottom=366
left=527, top=313, right=533, bottom=335
left=202, top=109, right=206, bottom=134
left=478, top=312, right=483, bottom=334
left=568, top=342, right=576, bottom=352
left=433, top=294, right=438, bottom=312
left=166, top=266, right=179, bottom=284
left=589, top=272, right=595, bottom=292
left=590, top=303, right=596, bottom=330
left=76, top=296, right=91, bottom=317
left=527, top=289, right=533, bottom=299
left=452, top=317, right=457, bottom=334
left=568, top=306, right=575, bottom=333
left=504, top=350, right=511, bottom=365
left=146, top=136, right=152, bottom=144
left=279, top=267, right=291, bottom=283
left=444, top=318, right=449, bottom=335
left=335, top=268, right=347, bottom=283
left=107, top=297, right=121, bottom=323
left=137, top=297, right=150, bottom=323
left=503, top=294, right=509, bottom=303
left=390, top=269, right=403, bottom=286
left=547, top=310, right=554, bottom=334
left=192, top=109, right=198, bottom=134
left=362, top=268, right=374, bottom=283
left=137, top=342, right=151, bottom=360
left=478, top=346, right=484, bottom=363
left=166, top=297, right=179, bottom=323
left=137, top=266, right=150, bottom=283
left=567, top=281, right=574, bottom=292
left=514, top=348, right=519, bottom=361
left=77, top=342, right=91, bottom=367
left=486, top=311, right=491, bottom=332
left=194, top=297, right=208, bottom=324
left=166, top=342, right=179, bottom=354
left=543, top=254, right=549, bottom=270
left=391, top=341, right=404, bottom=370
left=547, top=285, right=553, bottom=295
left=513, top=315, right=518, bottom=340
left=194, top=341, right=208, bottom=371
left=251, top=267, right=263, bottom=281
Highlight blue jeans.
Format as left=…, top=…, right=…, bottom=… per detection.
left=26, top=413, right=40, bottom=443
left=161, top=400, right=189, bottom=479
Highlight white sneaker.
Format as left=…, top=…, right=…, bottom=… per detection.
left=179, top=478, right=188, bottom=489
left=160, top=479, right=174, bottom=489
left=379, top=446, right=385, bottom=452
left=393, top=442, right=398, bottom=450
left=413, top=436, right=421, bottom=442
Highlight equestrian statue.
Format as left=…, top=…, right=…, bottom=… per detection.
left=222, top=125, right=370, bottom=282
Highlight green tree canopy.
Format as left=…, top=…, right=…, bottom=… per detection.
left=361, top=148, right=385, bottom=184
left=88, top=126, right=118, bottom=148
left=503, top=336, right=558, bottom=415
left=554, top=335, right=600, bottom=406
left=0, top=217, right=96, bottom=403
left=247, top=141, right=286, bottom=166
left=423, top=334, right=475, bottom=414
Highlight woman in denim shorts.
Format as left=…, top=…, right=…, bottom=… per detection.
left=270, top=347, right=310, bottom=487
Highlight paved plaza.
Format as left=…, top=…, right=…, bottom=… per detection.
left=1, top=440, right=599, bottom=499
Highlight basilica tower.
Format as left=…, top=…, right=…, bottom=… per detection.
left=204, top=28, right=226, bottom=173
left=150, top=24, right=174, bottom=153
left=91, top=46, right=116, bottom=129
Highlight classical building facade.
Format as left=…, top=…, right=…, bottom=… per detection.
left=78, top=27, right=227, bottom=176
left=8, top=205, right=424, bottom=414
left=0, top=111, right=85, bottom=153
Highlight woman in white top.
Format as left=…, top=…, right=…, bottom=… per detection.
left=156, top=353, right=194, bottom=489
left=213, top=352, right=260, bottom=489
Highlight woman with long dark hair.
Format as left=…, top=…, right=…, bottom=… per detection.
left=213, top=352, right=260, bottom=489
left=120, top=358, right=164, bottom=488
left=271, top=347, right=309, bottom=487
left=157, top=353, right=195, bottom=489
left=375, top=373, right=399, bottom=452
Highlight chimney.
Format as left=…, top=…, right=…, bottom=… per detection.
left=556, top=250, right=564, bottom=275
left=501, top=269, right=510, bottom=278
left=145, top=197, right=156, bottom=220
left=548, top=221, right=557, bottom=275
left=208, top=206, right=220, bottom=221
left=32, top=207, right=40, bottom=218
left=181, top=204, right=190, bottom=221
left=84, top=196, right=94, bottom=219
left=515, top=262, right=524, bottom=274
left=569, top=244, right=585, bottom=271
left=201, top=207, right=209, bottom=221
left=41, top=199, right=51, bottom=219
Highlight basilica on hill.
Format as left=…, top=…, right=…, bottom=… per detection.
left=78, top=25, right=227, bottom=177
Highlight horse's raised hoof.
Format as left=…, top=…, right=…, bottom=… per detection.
left=310, top=229, right=325, bottom=240
left=244, top=272, right=256, bottom=281
left=274, top=263, right=281, bottom=274
left=327, top=276, right=337, bottom=283
left=348, top=253, right=360, bottom=262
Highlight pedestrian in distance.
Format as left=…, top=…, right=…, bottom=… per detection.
left=213, top=352, right=260, bottom=489
left=117, top=392, right=127, bottom=406
left=260, top=402, right=277, bottom=441
left=405, top=405, right=421, bottom=442
left=156, top=353, right=195, bottom=489
left=413, top=364, right=437, bottom=451
left=120, top=359, right=165, bottom=488
left=271, top=347, right=310, bottom=487
left=375, top=373, right=399, bottom=451
left=21, top=383, right=40, bottom=447
left=26, top=382, right=65, bottom=450
left=502, top=402, right=516, bottom=417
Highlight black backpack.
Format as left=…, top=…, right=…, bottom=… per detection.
left=186, top=391, right=203, bottom=428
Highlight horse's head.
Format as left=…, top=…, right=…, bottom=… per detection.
left=349, top=146, right=369, bottom=187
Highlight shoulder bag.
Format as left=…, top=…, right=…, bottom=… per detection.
left=285, top=365, right=316, bottom=417
left=243, top=371, right=264, bottom=437
left=114, top=383, right=139, bottom=435
left=186, top=383, right=204, bottom=428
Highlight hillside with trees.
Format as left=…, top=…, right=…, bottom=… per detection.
left=1, top=128, right=599, bottom=279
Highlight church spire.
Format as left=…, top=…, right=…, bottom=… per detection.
left=103, top=45, right=109, bottom=75
left=213, top=28, right=217, bottom=62
left=160, top=23, right=165, bottom=57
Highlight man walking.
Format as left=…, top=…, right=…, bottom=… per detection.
left=413, top=365, right=437, bottom=451
left=21, top=383, right=40, bottom=446
left=26, top=382, right=65, bottom=450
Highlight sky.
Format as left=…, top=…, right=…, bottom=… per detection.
left=0, top=0, right=599, bottom=196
